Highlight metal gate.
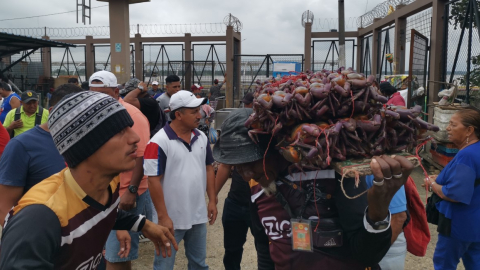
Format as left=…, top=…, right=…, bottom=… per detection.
left=233, top=54, right=304, bottom=97
left=4, top=50, right=43, bottom=93
left=143, top=44, right=184, bottom=87
left=377, top=26, right=395, bottom=80
left=408, top=30, right=429, bottom=108
left=312, top=40, right=355, bottom=72
left=167, top=60, right=215, bottom=90
left=192, top=44, right=226, bottom=87
left=93, top=44, right=135, bottom=77
left=360, top=35, right=373, bottom=75
left=51, top=46, right=87, bottom=82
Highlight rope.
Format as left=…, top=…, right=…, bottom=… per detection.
left=415, top=137, right=434, bottom=203
left=340, top=168, right=367, bottom=200
left=263, top=115, right=279, bottom=181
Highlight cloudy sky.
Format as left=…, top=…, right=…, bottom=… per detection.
left=0, top=0, right=385, bottom=55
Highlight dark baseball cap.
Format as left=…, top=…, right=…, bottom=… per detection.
left=213, top=108, right=270, bottom=165
left=21, top=90, right=39, bottom=103
left=242, top=92, right=254, bottom=105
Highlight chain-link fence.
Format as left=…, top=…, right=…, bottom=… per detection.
left=143, top=44, right=184, bottom=87
left=51, top=46, right=87, bottom=82
left=312, top=40, right=356, bottom=72
left=2, top=49, right=44, bottom=93
left=442, top=0, right=480, bottom=106
left=360, top=35, right=373, bottom=75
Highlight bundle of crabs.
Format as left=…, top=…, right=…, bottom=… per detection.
left=244, top=67, right=439, bottom=174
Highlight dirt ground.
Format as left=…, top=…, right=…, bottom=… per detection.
left=132, top=166, right=466, bottom=270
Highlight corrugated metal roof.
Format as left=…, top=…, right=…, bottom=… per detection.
left=0, top=32, right=75, bottom=58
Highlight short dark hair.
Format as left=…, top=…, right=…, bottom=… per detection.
left=166, top=75, right=180, bottom=84
left=0, top=82, right=10, bottom=91
left=81, top=81, right=90, bottom=90
left=68, top=78, right=79, bottom=84
left=169, top=107, right=185, bottom=120
left=50, top=84, right=84, bottom=107
left=214, top=79, right=219, bottom=84
left=379, top=82, right=397, bottom=96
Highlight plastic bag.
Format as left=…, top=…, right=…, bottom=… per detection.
left=209, top=127, right=218, bottom=144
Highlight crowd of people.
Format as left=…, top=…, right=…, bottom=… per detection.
left=0, top=72, right=479, bottom=270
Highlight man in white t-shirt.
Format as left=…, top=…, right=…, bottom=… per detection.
left=145, top=90, right=217, bottom=270
left=156, top=75, right=181, bottom=122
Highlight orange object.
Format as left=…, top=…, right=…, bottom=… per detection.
left=430, top=149, right=454, bottom=167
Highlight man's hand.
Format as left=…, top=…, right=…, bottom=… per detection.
left=158, top=215, right=174, bottom=236
left=138, top=81, right=148, bottom=92
left=116, top=230, right=131, bottom=258
left=207, top=200, right=218, bottom=225
left=118, top=192, right=136, bottom=211
left=141, top=220, right=178, bottom=258
left=9, top=119, right=23, bottom=130
left=368, top=155, right=414, bottom=222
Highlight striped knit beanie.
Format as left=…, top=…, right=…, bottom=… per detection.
left=48, top=91, right=133, bottom=168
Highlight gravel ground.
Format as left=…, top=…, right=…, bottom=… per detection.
left=132, top=166, right=466, bottom=270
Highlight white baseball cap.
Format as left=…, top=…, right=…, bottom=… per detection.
left=169, top=90, right=207, bottom=111
left=89, top=70, right=118, bottom=88
left=152, top=81, right=159, bottom=85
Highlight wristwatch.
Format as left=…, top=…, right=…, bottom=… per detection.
left=365, top=210, right=390, bottom=230
left=128, top=185, right=138, bottom=194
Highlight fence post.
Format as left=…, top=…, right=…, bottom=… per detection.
left=304, top=22, right=312, bottom=71
left=356, top=36, right=363, bottom=72
left=41, top=35, right=52, bottom=78
left=394, top=5, right=407, bottom=74
left=184, top=33, right=192, bottom=91
left=372, top=27, right=380, bottom=77
left=85, top=36, right=95, bottom=79
left=428, top=0, right=449, bottom=121
left=134, top=33, right=143, bottom=80
left=226, top=25, right=234, bottom=107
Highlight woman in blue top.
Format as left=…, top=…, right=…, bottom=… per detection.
left=425, top=108, right=480, bottom=270
left=0, top=82, right=20, bottom=124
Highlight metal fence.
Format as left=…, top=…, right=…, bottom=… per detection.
left=167, top=60, right=215, bottom=90
left=142, top=44, right=184, bottom=87
left=51, top=46, right=87, bottom=82
left=192, top=44, right=227, bottom=89
left=233, top=54, right=304, bottom=99
left=377, top=25, right=395, bottom=80
left=360, top=35, right=373, bottom=75
left=2, top=50, right=43, bottom=93
left=93, top=45, right=135, bottom=78
left=312, top=40, right=356, bottom=72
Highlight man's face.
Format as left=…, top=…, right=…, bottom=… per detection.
left=85, top=126, right=140, bottom=175
left=0, top=88, right=7, bottom=98
left=176, top=107, right=201, bottom=129
left=22, top=100, right=38, bottom=114
left=152, top=84, right=159, bottom=91
left=90, top=81, right=118, bottom=99
left=235, top=153, right=287, bottom=188
left=166, top=81, right=181, bottom=96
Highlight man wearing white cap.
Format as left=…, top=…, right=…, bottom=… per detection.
left=144, top=90, right=217, bottom=270
left=148, top=81, right=163, bottom=99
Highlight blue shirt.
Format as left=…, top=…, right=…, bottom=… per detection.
left=436, top=141, right=480, bottom=241
left=0, top=126, right=66, bottom=192
left=365, top=175, right=407, bottom=214
left=0, top=93, right=20, bottom=124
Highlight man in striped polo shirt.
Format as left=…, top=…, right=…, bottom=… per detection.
left=0, top=91, right=178, bottom=270
left=144, top=90, right=217, bottom=270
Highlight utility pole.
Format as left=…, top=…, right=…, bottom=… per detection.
left=338, top=0, right=346, bottom=68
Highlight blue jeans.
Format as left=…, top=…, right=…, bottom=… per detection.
left=104, top=190, right=153, bottom=262
left=153, top=223, right=208, bottom=270
left=434, top=234, right=480, bottom=270
left=378, top=232, right=407, bottom=270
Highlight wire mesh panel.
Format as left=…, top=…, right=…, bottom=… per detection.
left=51, top=46, right=87, bottom=82
left=143, top=44, right=183, bottom=88
left=377, top=26, right=395, bottom=80
left=167, top=61, right=215, bottom=90
left=406, top=7, right=432, bottom=42
left=192, top=44, right=226, bottom=90
left=312, top=40, right=355, bottom=72
left=360, top=35, right=373, bottom=75
left=7, top=49, right=43, bottom=92
left=408, top=30, right=429, bottom=110
left=233, top=54, right=304, bottom=98
left=94, top=45, right=135, bottom=78
left=443, top=1, right=480, bottom=105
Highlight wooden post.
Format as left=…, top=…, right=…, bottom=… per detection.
left=184, top=33, right=192, bottom=91
left=134, top=33, right=143, bottom=80
left=85, top=36, right=95, bottom=79
left=394, top=10, right=407, bottom=74
left=226, top=26, right=234, bottom=107
left=41, top=36, right=52, bottom=78
left=304, top=22, right=312, bottom=71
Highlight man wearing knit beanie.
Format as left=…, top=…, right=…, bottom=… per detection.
left=0, top=91, right=178, bottom=269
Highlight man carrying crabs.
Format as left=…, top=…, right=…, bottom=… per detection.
left=213, top=108, right=414, bottom=270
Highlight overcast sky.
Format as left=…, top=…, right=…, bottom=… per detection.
left=0, top=0, right=386, bottom=55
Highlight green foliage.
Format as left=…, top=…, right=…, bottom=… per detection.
left=450, top=0, right=480, bottom=29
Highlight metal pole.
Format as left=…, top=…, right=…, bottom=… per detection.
left=466, top=0, right=474, bottom=104
left=338, top=0, right=346, bottom=67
